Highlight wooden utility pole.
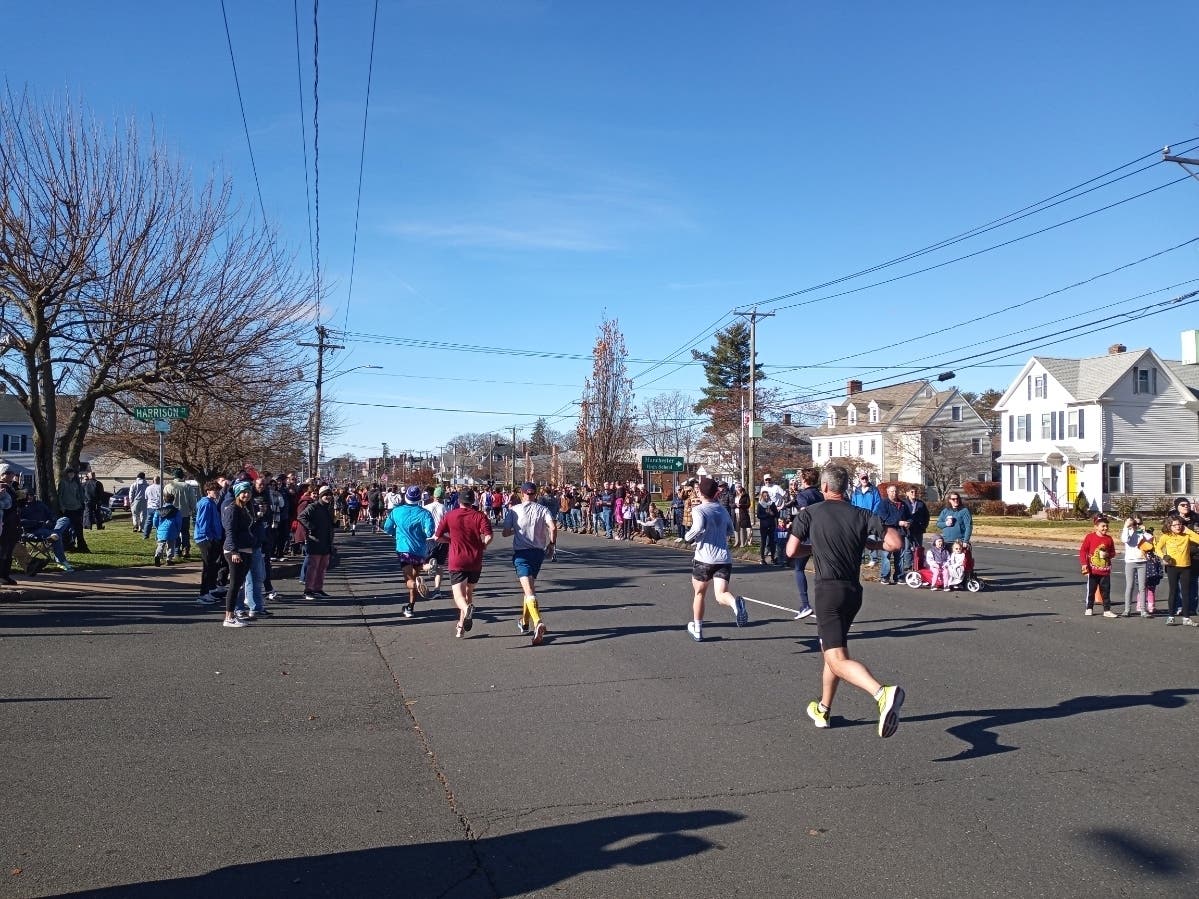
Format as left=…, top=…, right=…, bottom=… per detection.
left=298, top=324, right=344, bottom=478
left=735, top=307, right=774, bottom=497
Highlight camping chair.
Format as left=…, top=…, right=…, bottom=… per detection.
left=19, top=528, right=57, bottom=576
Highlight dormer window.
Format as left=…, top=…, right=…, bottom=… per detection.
left=1133, top=366, right=1158, bottom=395
left=868, top=402, right=879, bottom=424
left=826, top=407, right=837, bottom=428
left=847, top=405, right=858, bottom=425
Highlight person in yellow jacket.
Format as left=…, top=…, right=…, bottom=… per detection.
left=1153, top=516, right=1199, bottom=626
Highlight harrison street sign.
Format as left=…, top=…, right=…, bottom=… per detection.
left=133, top=405, right=190, bottom=422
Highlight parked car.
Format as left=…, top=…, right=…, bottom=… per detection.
left=109, top=486, right=130, bottom=510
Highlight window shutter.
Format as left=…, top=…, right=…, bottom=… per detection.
left=1132, top=368, right=1139, bottom=395
left=1077, top=409, right=1085, bottom=440
left=1165, top=464, right=1172, bottom=493
left=1027, top=376, right=1032, bottom=400
left=1008, top=414, right=1013, bottom=442
left=1058, top=411, right=1065, bottom=438
left=1124, top=462, right=1132, bottom=494
left=1051, top=413, right=1057, bottom=441
left=1188, top=464, right=1194, bottom=494
left=1024, top=414, right=1032, bottom=442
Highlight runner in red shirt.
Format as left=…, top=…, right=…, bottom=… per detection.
left=435, top=488, right=494, bottom=638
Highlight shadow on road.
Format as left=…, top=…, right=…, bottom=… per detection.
left=907, top=687, right=1199, bottom=762
left=1079, top=828, right=1190, bottom=878
left=59, top=809, right=743, bottom=898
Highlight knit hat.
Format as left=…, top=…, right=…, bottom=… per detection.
left=405, top=485, right=422, bottom=502
left=232, top=481, right=252, bottom=497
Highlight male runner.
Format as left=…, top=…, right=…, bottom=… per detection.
left=785, top=464, right=906, bottom=738
left=502, top=481, right=557, bottom=645
left=435, top=488, right=494, bottom=638
left=383, top=484, right=436, bottom=618
left=684, top=476, right=748, bottom=642
left=423, top=489, right=448, bottom=599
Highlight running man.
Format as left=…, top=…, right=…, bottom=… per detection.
left=383, top=484, right=436, bottom=618
left=502, top=481, right=557, bottom=645
left=785, top=464, right=906, bottom=738
left=684, top=476, right=748, bottom=642
left=423, top=489, right=448, bottom=599
left=435, top=488, right=494, bottom=638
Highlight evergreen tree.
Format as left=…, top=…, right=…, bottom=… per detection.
left=691, top=322, right=763, bottom=415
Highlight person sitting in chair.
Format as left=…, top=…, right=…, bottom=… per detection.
left=19, top=491, right=74, bottom=572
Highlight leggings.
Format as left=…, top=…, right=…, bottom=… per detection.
left=1165, top=566, right=1193, bottom=615
left=223, top=551, right=250, bottom=616
left=1086, top=573, right=1111, bottom=610
left=1124, top=561, right=1144, bottom=612
left=759, top=524, right=776, bottom=563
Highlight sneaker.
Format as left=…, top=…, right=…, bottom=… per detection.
left=806, top=701, right=830, bottom=729
left=455, top=624, right=464, bottom=639
left=795, top=606, right=813, bottom=620
left=733, top=596, right=749, bottom=627
left=303, top=592, right=318, bottom=601
left=222, top=618, right=247, bottom=628
left=463, top=603, right=474, bottom=632
left=235, top=609, right=249, bottom=620
left=1102, top=610, right=1118, bottom=618
left=246, top=610, right=258, bottom=620
left=1140, top=611, right=1150, bottom=619
left=153, top=556, right=162, bottom=567
left=267, top=591, right=278, bottom=601
left=1184, top=617, right=1198, bottom=627
left=61, top=563, right=75, bottom=572
left=256, top=609, right=274, bottom=617
left=1084, top=608, right=1094, bottom=616
left=531, top=622, right=547, bottom=645
left=876, top=685, right=905, bottom=738
left=431, top=588, right=443, bottom=600
left=315, top=590, right=331, bottom=598
left=195, top=595, right=216, bottom=605
left=403, top=603, right=415, bottom=619
left=1166, top=616, right=1178, bottom=626
left=415, top=576, right=429, bottom=598
left=516, top=619, right=529, bottom=635
left=686, top=621, right=703, bottom=642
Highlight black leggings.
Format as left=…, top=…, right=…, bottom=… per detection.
left=759, top=524, right=776, bottom=562
left=1165, top=566, right=1193, bottom=614
left=223, top=551, right=250, bottom=616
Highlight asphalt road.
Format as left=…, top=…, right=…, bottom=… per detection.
left=2, top=530, right=1195, bottom=898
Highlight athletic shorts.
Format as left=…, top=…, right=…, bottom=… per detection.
left=692, top=561, right=733, bottom=583
left=431, top=542, right=450, bottom=565
left=450, top=569, right=481, bottom=585
left=513, top=548, right=546, bottom=579
left=812, top=579, right=863, bottom=650
left=347, top=507, right=360, bottom=523
left=397, top=552, right=427, bottom=568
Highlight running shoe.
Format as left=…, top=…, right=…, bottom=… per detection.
left=1184, top=617, right=1197, bottom=627
left=876, top=685, right=905, bottom=738
left=532, top=622, right=547, bottom=645
left=303, top=592, right=318, bottom=601
left=516, top=619, right=529, bottom=635
left=733, top=596, right=749, bottom=627
left=463, top=603, right=474, bottom=632
left=795, top=606, right=813, bottom=620
left=415, top=575, right=430, bottom=598
left=431, top=589, right=443, bottom=600
left=1084, top=608, right=1094, bottom=616
left=222, top=618, right=247, bottom=628
left=195, top=595, right=216, bottom=606
left=403, top=602, right=415, bottom=619
left=455, top=624, right=464, bottom=639
left=235, top=609, right=249, bottom=620
left=1166, top=616, right=1178, bottom=625
left=1102, top=610, right=1118, bottom=619
left=806, top=701, right=830, bottom=729
left=686, top=621, right=703, bottom=642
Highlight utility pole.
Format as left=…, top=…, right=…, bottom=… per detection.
left=735, top=307, right=774, bottom=499
left=511, top=426, right=517, bottom=488
left=298, top=324, right=344, bottom=479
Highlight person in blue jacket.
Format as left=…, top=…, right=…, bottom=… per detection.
left=936, top=492, right=974, bottom=545
left=193, top=481, right=224, bottom=604
left=384, top=484, right=436, bottom=619
left=851, top=473, right=882, bottom=566
left=152, top=502, right=182, bottom=566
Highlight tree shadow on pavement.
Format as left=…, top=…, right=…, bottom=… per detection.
left=59, top=809, right=743, bottom=899
left=906, top=687, right=1199, bottom=763
left=1079, top=828, right=1190, bottom=878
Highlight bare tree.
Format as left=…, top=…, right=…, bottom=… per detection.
left=0, top=89, right=312, bottom=503
left=640, top=390, right=703, bottom=458
left=576, top=317, right=637, bottom=485
left=889, top=428, right=978, bottom=498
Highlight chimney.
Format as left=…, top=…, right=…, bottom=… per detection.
left=783, top=413, right=792, bottom=426
left=1107, top=343, right=1126, bottom=355
left=1183, top=330, right=1199, bottom=366
left=847, top=379, right=863, bottom=396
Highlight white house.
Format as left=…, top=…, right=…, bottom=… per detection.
left=994, top=335, right=1199, bottom=511
left=0, top=393, right=36, bottom=487
left=813, top=379, right=992, bottom=493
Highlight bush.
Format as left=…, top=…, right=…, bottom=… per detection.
left=1046, top=507, right=1069, bottom=521
left=979, top=500, right=1007, bottom=516
left=1149, top=495, right=1175, bottom=516
left=1073, top=490, right=1091, bottom=519
left=1027, top=494, right=1044, bottom=514
left=1004, top=503, right=1029, bottom=516
left=961, top=480, right=1001, bottom=500
left=1110, top=495, right=1138, bottom=519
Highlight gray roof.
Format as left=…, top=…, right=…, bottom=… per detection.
left=1164, top=361, right=1199, bottom=400
left=0, top=394, right=30, bottom=425
left=1037, top=349, right=1149, bottom=401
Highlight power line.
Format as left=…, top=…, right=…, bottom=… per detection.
left=335, top=330, right=709, bottom=365
left=218, top=0, right=269, bottom=226
left=328, top=399, right=581, bottom=417
left=312, top=0, right=322, bottom=321
left=342, top=0, right=380, bottom=336
left=293, top=0, right=316, bottom=277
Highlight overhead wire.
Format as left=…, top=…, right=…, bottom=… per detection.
left=218, top=0, right=270, bottom=227
left=312, top=0, right=322, bottom=321
left=342, top=0, right=380, bottom=337
left=292, top=0, right=316, bottom=277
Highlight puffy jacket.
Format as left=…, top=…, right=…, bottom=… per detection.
left=851, top=485, right=881, bottom=514
left=193, top=496, right=223, bottom=543
left=58, top=476, right=86, bottom=512
left=153, top=505, right=182, bottom=543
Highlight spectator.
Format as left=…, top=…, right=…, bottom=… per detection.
left=19, top=491, right=73, bottom=572
left=129, top=472, right=149, bottom=532
left=141, top=476, right=162, bottom=540
left=168, top=468, right=198, bottom=559
left=193, top=481, right=223, bottom=605
left=0, top=470, right=25, bottom=584
left=878, top=485, right=904, bottom=585
left=757, top=489, right=779, bottom=565
left=936, top=492, right=973, bottom=545
left=851, top=474, right=882, bottom=566
left=83, top=471, right=106, bottom=530
left=57, top=467, right=90, bottom=553
left=734, top=484, right=751, bottom=548
left=151, top=501, right=182, bottom=566
left=901, top=486, right=930, bottom=571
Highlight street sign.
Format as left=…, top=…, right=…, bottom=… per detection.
left=133, top=405, right=189, bottom=422
left=153, top=420, right=171, bottom=433
left=781, top=468, right=797, bottom=481
left=640, top=455, right=685, bottom=473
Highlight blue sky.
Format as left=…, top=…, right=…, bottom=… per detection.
left=7, top=2, right=1199, bottom=460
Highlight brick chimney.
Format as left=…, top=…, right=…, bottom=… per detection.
left=1108, top=343, right=1127, bottom=355
left=783, top=413, right=792, bottom=426
left=847, top=379, right=863, bottom=396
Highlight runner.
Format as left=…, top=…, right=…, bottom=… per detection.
left=422, top=489, right=448, bottom=599
left=435, top=488, right=494, bottom=638
left=346, top=487, right=362, bottom=535
left=785, top=464, right=906, bottom=738
left=684, top=476, right=748, bottom=642
left=502, top=481, right=557, bottom=645
left=383, top=484, right=436, bottom=618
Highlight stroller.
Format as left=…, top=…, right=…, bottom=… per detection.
left=903, top=543, right=983, bottom=593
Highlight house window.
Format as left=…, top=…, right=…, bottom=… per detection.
left=868, top=404, right=879, bottom=424
left=1016, top=466, right=1028, bottom=490
left=1166, top=464, right=1191, bottom=494
left=1034, top=375, right=1047, bottom=398
left=857, top=440, right=864, bottom=456
left=1016, top=416, right=1028, bottom=441
left=1105, top=463, right=1125, bottom=494
left=951, top=405, right=962, bottom=421
left=887, top=471, right=898, bottom=483
left=828, top=442, right=834, bottom=457
left=839, top=440, right=851, bottom=456
left=1, top=435, right=28, bottom=453
left=1133, top=366, right=1158, bottom=395
left=931, top=437, right=943, bottom=453
left=869, top=439, right=876, bottom=455
left=827, top=408, right=836, bottom=428
left=815, top=443, right=822, bottom=458
left=1067, top=410, right=1082, bottom=439
left=1041, top=413, right=1053, bottom=439
left=971, top=438, right=983, bottom=455
left=847, top=406, right=858, bottom=425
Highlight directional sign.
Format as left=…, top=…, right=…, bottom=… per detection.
left=153, top=420, right=172, bottom=433
left=133, top=406, right=189, bottom=422
left=640, top=455, right=685, bottom=473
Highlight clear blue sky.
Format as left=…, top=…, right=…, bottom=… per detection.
left=8, top=2, right=1199, bottom=460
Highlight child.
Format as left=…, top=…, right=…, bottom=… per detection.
left=152, top=502, right=182, bottom=566
left=1079, top=514, right=1117, bottom=617
left=1153, top=516, right=1199, bottom=626
left=927, top=536, right=950, bottom=590
left=946, top=540, right=968, bottom=591
left=1120, top=516, right=1148, bottom=617
left=1140, top=531, right=1162, bottom=618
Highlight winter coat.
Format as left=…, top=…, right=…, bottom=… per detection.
left=299, top=498, right=336, bottom=555
left=153, top=505, right=182, bottom=543
left=58, top=476, right=86, bottom=512
left=193, top=496, right=223, bottom=543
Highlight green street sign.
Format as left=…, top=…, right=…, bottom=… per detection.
left=641, top=455, right=685, bottom=473
left=781, top=468, right=797, bottom=481
left=133, top=405, right=190, bottom=422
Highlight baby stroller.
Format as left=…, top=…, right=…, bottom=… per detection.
left=904, top=543, right=983, bottom=592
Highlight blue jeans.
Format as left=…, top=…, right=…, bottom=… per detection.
left=30, top=518, right=71, bottom=564
left=238, top=546, right=266, bottom=612
left=600, top=508, right=613, bottom=537
left=299, top=546, right=309, bottom=585
left=881, top=551, right=904, bottom=582
left=569, top=508, right=581, bottom=530
left=142, top=509, right=159, bottom=538
left=794, top=554, right=812, bottom=608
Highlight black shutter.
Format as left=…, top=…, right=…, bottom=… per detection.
left=1078, top=409, right=1085, bottom=440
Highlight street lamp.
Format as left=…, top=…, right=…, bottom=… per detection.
left=312, top=363, right=382, bottom=476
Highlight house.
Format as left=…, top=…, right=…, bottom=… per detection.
left=0, top=393, right=36, bottom=487
left=811, top=379, right=992, bottom=495
left=993, top=335, right=1199, bottom=511
left=81, top=448, right=156, bottom=491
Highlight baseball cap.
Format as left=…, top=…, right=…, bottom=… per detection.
left=405, top=485, right=422, bottom=502
left=521, top=481, right=537, bottom=493
left=1092, top=514, right=1108, bottom=524
left=318, top=485, right=332, bottom=496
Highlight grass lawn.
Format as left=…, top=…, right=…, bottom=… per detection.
left=64, top=510, right=174, bottom=570
left=938, top=515, right=1092, bottom=542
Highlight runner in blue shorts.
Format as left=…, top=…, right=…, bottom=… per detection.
left=502, top=482, right=557, bottom=645
left=383, top=484, right=436, bottom=619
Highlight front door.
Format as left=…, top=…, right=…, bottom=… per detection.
left=1066, top=465, right=1078, bottom=503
